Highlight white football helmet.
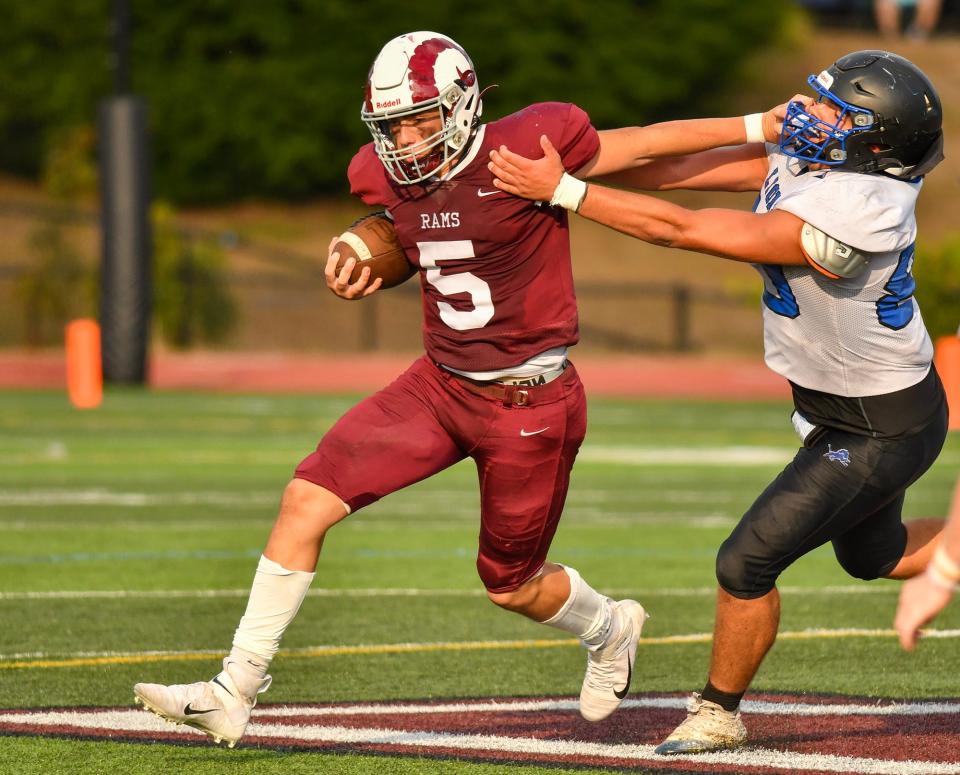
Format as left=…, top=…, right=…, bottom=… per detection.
left=361, top=32, right=482, bottom=184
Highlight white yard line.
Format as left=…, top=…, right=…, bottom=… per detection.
left=0, top=489, right=278, bottom=507
left=0, top=707, right=956, bottom=774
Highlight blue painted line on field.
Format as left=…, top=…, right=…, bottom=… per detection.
left=354, top=547, right=716, bottom=559
left=0, top=549, right=262, bottom=565
left=0, top=546, right=716, bottom=566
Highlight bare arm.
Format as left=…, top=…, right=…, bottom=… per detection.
left=598, top=145, right=769, bottom=192
left=577, top=183, right=806, bottom=266
left=488, top=127, right=768, bottom=200
left=582, top=117, right=760, bottom=177
left=489, top=137, right=805, bottom=266
left=573, top=96, right=807, bottom=190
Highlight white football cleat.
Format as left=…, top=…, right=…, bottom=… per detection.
left=579, top=599, right=647, bottom=722
left=654, top=692, right=747, bottom=754
left=133, top=669, right=270, bottom=748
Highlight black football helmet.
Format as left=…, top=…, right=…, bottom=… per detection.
left=780, top=50, right=943, bottom=177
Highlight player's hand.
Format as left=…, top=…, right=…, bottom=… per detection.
left=324, top=236, right=383, bottom=300
left=488, top=135, right=565, bottom=202
left=893, top=572, right=955, bottom=651
left=763, top=94, right=813, bottom=142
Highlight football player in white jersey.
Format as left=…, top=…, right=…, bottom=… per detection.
left=490, top=50, right=948, bottom=753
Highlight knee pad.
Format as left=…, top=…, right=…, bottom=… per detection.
left=715, top=535, right=778, bottom=600
left=832, top=542, right=888, bottom=581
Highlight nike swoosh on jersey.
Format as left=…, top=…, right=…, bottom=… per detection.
left=520, top=427, right=549, bottom=437
left=476, top=189, right=501, bottom=197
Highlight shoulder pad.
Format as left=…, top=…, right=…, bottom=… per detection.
left=800, top=223, right=871, bottom=279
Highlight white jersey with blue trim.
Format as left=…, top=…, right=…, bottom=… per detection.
left=752, top=144, right=933, bottom=397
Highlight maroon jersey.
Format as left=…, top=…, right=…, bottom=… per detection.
left=348, top=102, right=599, bottom=372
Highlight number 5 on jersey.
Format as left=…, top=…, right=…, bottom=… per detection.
left=417, top=240, right=494, bottom=331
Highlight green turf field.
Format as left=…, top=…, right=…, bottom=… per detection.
left=1, top=389, right=957, bottom=774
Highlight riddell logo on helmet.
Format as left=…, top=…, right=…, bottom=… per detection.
left=376, top=98, right=402, bottom=109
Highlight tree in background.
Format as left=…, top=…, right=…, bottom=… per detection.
left=18, top=126, right=98, bottom=347
left=0, top=0, right=793, bottom=204
left=152, top=204, right=237, bottom=349
left=916, top=237, right=960, bottom=341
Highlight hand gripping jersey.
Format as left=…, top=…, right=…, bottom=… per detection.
left=753, top=145, right=933, bottom=398
left=348, top=102, right=600, bottom=373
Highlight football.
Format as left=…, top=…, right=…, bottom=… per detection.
left=333, top=212, right=416, bottom=289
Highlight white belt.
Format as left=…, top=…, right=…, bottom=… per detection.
left=494, top=361, right=569, bottom=387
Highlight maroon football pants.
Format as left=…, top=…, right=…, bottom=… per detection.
left=295, top=355, right=587, bottom=592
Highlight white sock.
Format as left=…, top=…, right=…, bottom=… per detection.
left=222, top=647, right=271, bottom=701
left=539, top=566, right=615, bottom=650
left=229, top=555, right=315, bottom=683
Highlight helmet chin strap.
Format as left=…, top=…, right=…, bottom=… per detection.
left=903, top=133, right=944, bottom=178
left=477, top=83, right=499, bottom=103
left=875, top=134, right=943, bottom=179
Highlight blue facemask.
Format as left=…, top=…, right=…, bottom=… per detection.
left=779, top=75, right=875, bottom=167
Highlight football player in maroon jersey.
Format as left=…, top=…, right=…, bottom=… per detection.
left=133, top=31, right=790, bottom=747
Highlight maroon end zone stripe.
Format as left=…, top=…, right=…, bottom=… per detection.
left=254, top=705, right=960, bottom=763
left=3, top=693, right=960, bottom=774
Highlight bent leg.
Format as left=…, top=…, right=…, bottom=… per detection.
left=230, top=479, right=349, bottom=671
left=486, top=561, right=571, bottom=621
left=464, top=366, right=645, bottom=720
left=887, top=518, right=945, bottom=579
left=263, top=478, right=350, bottom=572
left=833, top=414, right=948, bottom=582
left=228, top=362, right=466, bottom=706
left=468, top=366, right=587, bottom=603
left=708, top=587, right=780, bottom=693
left=240, top=358, right=464, bottom=664
left=710, top=420, right=945, bottom=696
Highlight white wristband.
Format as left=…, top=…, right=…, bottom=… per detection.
left=926, top=562, right=959, bottom=592
left=744, top=113, right=765, bottom=144
left=550, top=172, right=588, bottom=212
left=933, top=543, right=960, bottom=581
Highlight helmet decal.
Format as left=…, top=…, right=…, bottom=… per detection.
left=363, top=75, right=373, bottom=114
left=408, top=37, right=459, bottom=102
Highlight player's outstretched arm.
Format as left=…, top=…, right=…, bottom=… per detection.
left=589, top=95, right=806, bottom=170
left=489, top=137, right=806, bottom=267
left=578, top=183, right=807, bottom=266
left=324, top=237, right=383, bottom=300
left=895, top=478, right=960, bottom=651
left=581, top=95, right=810, bottom=192
left=486, top=104, right=804, bottom=197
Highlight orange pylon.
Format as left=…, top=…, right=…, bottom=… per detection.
left=65, top=319, right=102, bottom=409
left=934, top=335, right=960, bottom=431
